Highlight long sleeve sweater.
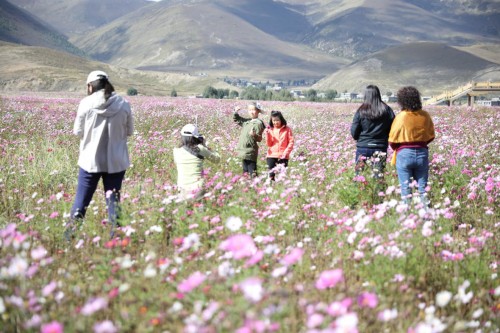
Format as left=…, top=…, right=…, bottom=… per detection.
left=266, top=126, right=294, bottom=159
left=388, top=109, right=435, bottom=164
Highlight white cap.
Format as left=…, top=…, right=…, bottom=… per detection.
left=248, top=101, right=266, bottom=114
left=181, top=124, right=202, bottom=138
left=86, top=70, right=108, bottom=84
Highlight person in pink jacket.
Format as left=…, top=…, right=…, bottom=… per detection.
left=265, top=111, right=294, bottom=180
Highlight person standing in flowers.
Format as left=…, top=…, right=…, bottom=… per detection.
left=350, top=85, right=395, bottom=177
left=265, top=110, right=294, bottom=180
left=173, top=124, right=220, bottom=200
left=66, top=70, right=134, bottom=240
left=233, top=102, right=266, bottom=178
left=389, top=86, right=435, bottom=205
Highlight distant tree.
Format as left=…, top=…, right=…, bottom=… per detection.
left=240, top=87, right=262, bottom=100
left=305, top=89, right=317, bottom=101
left=275, top=89, right=293, bottom=101
left=324, top=89, right=337, bottom=100
left=202, top=86, right=218, bottom=98
left=127, top=87, right=138, bottom=96
left=170, top=89, right=177, bottom=97
left=386, top=91, right=392, bottom=97
left=229, top=90, right=239, bottom=99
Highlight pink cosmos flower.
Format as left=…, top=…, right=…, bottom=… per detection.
left=239, top=277, right=264, bottom=303
left=327, top=298, right=353, bottom=317
left=378, top=308, right=398, bottom=322
left=42, top=281, right=57, bottom=297
left=81, top=297, right=108, bottom=316
left=31, top=246, right=47, bottom=260
left=93, top=320, right=118, bottom=333
left=177, top=271, right=206, bottom=293
left=245, top=250, right=264, bottom=267
left=333, top=312, right=358, bottom=333
left=307, top=313, right=324, bottom=328
left=49, top=212, right=59, bottom=219
left=41, top=321, right=63, bottom=333
left=357, top=292, right=378, bottom=308
left=219, top=234, right=257, bottom=259
left=315, top=269, right=344, bottom=290
left=281, top=248, right=304, bottom=266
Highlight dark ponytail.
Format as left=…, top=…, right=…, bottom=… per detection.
left=89, top=77, right=115, bottom=100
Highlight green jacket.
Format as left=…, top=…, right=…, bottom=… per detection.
left=233, top=112, right=265, bottom=161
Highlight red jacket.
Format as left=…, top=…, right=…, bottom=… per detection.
left=266, top=126, right=294, bottom=159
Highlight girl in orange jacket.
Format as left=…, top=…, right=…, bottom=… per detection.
left=265, top=111, right=294, bottom=180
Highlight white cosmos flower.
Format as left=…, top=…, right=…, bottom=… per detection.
left=225, top=216, right=243, bottom=231
left=143, top=264, right=157, bottom=278
left=436, top=291, right=453, bottom=307
left=8, top=256, right=28, bottom=277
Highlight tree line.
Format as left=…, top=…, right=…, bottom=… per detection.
left=201, top=85, right=339, bottom=102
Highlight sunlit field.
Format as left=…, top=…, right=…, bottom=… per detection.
left=0, top=94, right=498, bottom=333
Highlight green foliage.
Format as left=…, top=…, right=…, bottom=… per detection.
left=127, top=87, right=138, bottom=96
left=229, top=90, right=239, bottom=99
left=202, top=86, right=231, bottom=99
left=170, top=88, right=177, bottom=97
left=325, top=89, right=338, bottom=100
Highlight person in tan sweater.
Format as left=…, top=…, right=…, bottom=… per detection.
left=389, top=86, right=435, bottom=205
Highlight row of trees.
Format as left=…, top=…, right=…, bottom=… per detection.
left=126, top=85, right=342, bottom=101
left=201, top=86, right=339, bottom=102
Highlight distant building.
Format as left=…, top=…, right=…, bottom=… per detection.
left=290, top=90, right=303, bottom=98
left=382, top=96, right=397, bottom=103
left=340, top=92, right=358, bottom=100
left=476, top=98, right=500, bottom=106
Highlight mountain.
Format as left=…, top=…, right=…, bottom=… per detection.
left=312, top=42, right=500, bottom=95
left=0, top=41, right=230, bottom=95
left=0, top=0, right=84, bottom=56
left=68, top=0, right=349, bottom=81
left=3, top=0, right=500, bottom=92
left=280, top=0, right=500, bottom=59
left=14, top=0, right=151, bottom=36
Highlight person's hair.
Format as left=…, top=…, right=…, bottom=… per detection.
left=357, top=85, right=389, bottom=119
left=179, top=135, right=204, bottom=157
left=268, top=110, right=287, bottom=128
left=397, top=86, right=422, bottom=111
left=88, top=77, right=115, bottom=100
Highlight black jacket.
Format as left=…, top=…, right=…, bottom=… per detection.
left=350, top=106, right=395, bottom=149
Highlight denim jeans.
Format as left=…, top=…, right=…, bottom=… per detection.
left=395, top=148, right=429, bottom=202
left=355, top=148, right=387, bottom=177
left=70, top=168, right=126, bottom=237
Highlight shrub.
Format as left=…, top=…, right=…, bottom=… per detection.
left=127, top=87, right=138, bottom=96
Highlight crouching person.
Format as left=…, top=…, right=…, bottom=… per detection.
left=173, top=124, right=220, bottom=200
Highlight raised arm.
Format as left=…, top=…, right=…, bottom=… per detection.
left=199, top=145, right=221, bottom=164
left=233, top=110, right=250, bottom=127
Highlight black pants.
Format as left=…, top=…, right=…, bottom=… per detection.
left=242, top=159, right=257, bottom=178
left=355, top=148, right=387, bottom=178
left=266, top=158, right=288, bottom=180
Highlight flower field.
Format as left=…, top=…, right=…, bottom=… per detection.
left=0, top=94, right=498, bottom=333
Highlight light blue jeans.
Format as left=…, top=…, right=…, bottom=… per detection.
left=396, top=148, right=429, bottom=203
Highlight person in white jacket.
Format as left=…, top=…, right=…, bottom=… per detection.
left=66, top=70, right=134, bottom=239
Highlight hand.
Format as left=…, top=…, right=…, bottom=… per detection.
left=234, top=106, right=241, bottom=112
